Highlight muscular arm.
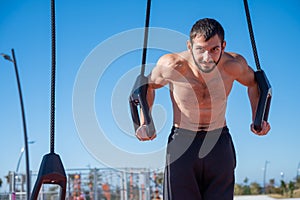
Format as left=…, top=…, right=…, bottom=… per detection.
left=234, top=57, right=259, bottom=121
left=136, top=53, right=186, bottom=140
left=227, top=54, right=270, bottom=135
left=147, top=53, right=187, bottom=109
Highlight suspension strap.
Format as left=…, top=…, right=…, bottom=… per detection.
left=50, top=0, right=56, bottom=153
left=30, top=1, right=67, bottom=199
left=140, top=0, right=151, bottom=76
left=243, top=0, right=261, bottom=71
left=129, top=0, right=156, bottom=138
left=243, top=0, right=272, bottom=132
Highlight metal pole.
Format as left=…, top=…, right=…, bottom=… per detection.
left=263, top=160, right=269, bottom=194
left=11, top=48, right=31, bottom=200
left=11, top=171, right=16, bottom=200
left=1, top=49, right=31, bottom=199
left=16, top=148, right=25, bottom=173
left=93, top=168, right=98, bottom=200
left=16, top=141, right=35, bottom=173
left=297, top=162, right=300, bottom=181
left=123, top=171, right=127, bottom=200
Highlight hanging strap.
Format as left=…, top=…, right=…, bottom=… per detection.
left=140, top=0, right=151, bottom=76
left=129, top=0, right=156, bottom=138
left=243, top=0, right=272, bottom=132
left=243, top=0, right=261, bottom=71
left=30, top=1, right=67, bottom=199
left=50, top=0, right=56, bottom=153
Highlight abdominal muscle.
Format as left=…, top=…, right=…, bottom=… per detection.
left=170, top=74, right=228, bottom=131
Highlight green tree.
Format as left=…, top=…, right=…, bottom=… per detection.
left=250, top=182, right=261, bottom=195
left=280, top=180, right=287, bottom=196
left=242, top=177, right=251, bottom=195
left=243, top=177, right=249, bottom=185
left=269, top=179, right=275, bottom=186
left=288, top=181, right=295, bottom=198
left=266, top=178, right=276, bottom=194
left=234, top=184, right=243, bottom=195
left=296, top=177, right=300, bottom=189
left=0, top=178, right=2, bottom=188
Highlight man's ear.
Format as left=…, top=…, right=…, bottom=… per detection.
left=222, top=40, right=226, bottom=51
left=187, top=40, right=192, bottom=52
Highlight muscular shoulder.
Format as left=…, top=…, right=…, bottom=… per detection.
left=222, top=52, right=249, bottom=77
left=222, top=52, right=255, bottom=86
left=157, top=53, right=187, bottom=73
left=150, top=52, right=188, bottom=84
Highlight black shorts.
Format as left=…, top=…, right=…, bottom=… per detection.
left=164, top=126, right=236, bottom=200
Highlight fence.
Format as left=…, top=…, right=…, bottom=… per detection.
left=1, top=167, right=164, bottom=200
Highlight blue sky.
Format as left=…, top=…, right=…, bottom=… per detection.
left=1, top=0, right=300, bottom=192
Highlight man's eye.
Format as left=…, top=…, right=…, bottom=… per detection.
left=211, top=47, right=220, bottom=53
left=196, top=48, right=205, bottom=53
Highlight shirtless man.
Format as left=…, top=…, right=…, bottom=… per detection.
left=135, top=18, right=270, bottom=200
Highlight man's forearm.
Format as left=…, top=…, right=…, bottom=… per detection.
left=147, top=85, right=155, bottom=111
left=138, top=85, right=155, bottom=125
left=248, top=84, right=260, bottom=121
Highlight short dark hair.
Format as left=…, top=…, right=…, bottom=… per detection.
left=190, top=18, right=225, bottom=43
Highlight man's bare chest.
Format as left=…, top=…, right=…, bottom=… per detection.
left=170, top=75, right=231, bottom=106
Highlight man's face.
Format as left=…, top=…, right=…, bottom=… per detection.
left=188, top=34, right=225, bottom=73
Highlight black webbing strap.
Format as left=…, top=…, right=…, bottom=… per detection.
left=141, top=0, right=152, bottom=76
left=243, top=0, right=261, bottom=71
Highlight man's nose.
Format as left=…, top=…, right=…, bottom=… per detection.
left=203, top=51, right=212, bottom=62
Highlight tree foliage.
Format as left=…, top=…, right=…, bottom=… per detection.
left=235, top=177, right=300, bottom=197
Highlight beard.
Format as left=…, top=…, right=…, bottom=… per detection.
left=195, top=61, right=217, bottom=73
left=191, top=52, right=222, bottom=73
left=191, top=55, right=217, bottom=73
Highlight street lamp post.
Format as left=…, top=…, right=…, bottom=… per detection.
left=16, top=141, right=35, bottom=173
left=281, top=171, right=284, bottom=181
left=16, top=147, right=25, bottom=173
left=1, top=48, right=31, bottom=200
left=263, top=160, right=270, bottom=194
left=296, top=162, right=300, bottom=181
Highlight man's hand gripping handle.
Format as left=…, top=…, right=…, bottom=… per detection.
left=129, top=75, right=156, bottom=141
left=253, top=70, right=272, bottom=132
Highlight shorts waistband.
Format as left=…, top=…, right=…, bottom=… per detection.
left=171, top=126, right=229, bottom=135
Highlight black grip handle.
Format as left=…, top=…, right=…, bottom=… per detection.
left=253, top=70, right=272, bottom=131
left=30, top=153, right=66, bottom=200
left=129, top=75, right=156, bottom=137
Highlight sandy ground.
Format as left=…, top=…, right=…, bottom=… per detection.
left=234, top=195, right=300, bottom=200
